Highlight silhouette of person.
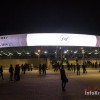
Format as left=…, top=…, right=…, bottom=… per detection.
left=82, top=63, right=87, bottom=74
left=0, top=66, right=4, bottom=80
left=60, top=65, right=68, bottom=91
left=23, top=64, right=26, bottom=74
left=14, top=64, right=20, bottom=81
left=17, top=64, right=20, bottom=81
left=76, top=63, right=80, bottom=75
left=42, top=64, right=46, bottom=75
left=73, top=64, right=76, bottom=73
left=9, top=64, right=14, bottom=81
left=39, top=64, right=42, bottom=75
left=44, top=64, right=47, bottom=75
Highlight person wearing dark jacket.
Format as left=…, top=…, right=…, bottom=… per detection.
left=14, top=64, right=20, bottom=81
left=9, top=64, right=14, bottom=81
left=76, top=63, right=80, bottom=75
left=0, top=66, right=4, bottom=80
left=60, top=65, right=68, bottom=91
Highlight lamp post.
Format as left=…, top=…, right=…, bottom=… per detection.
left=55, top=46, right=58, bottom=59
left=9, top=53, right=12, bottom=65
left=37, top=49, right=41, bottom=64
left=82, top=49, right=85, bottom=64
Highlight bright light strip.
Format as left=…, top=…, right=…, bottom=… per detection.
left=0, top=33, right=100, bottom=48
left=94, top=52, right=98, bottom=54
left=88, top=52, right=92, bottom=54
left=26, top=52, right=30, bottom=55
left=35, top=52, right=39, bottom=55
left=3, top=53, right=8, bottom=55
left=9, top=52, right=13, bottom=55
left=27, top=33, right=97, bottom=47
left=17, top=52, right=21, bottom=55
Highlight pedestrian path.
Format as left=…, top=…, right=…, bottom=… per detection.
left=0, top=69, right=100, bottom=100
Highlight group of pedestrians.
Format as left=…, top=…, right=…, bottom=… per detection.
left=39, top=63, right=47, bottom=75
left=9, top=64, right=20, bottom=81
left=21, top=64, right=33, bottom=74
left=66, top=60, right=88, bottom=75
left=0, top=63, right=69, bottom=92
left=0, top=63, right=33, bottom=82
left=76, top=62, right=87, bottom=75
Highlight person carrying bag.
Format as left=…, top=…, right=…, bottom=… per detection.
left=60, top=65, right=68, bottom=91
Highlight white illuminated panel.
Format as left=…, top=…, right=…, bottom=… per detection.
left=0, top=33, right=99, bottom=48
left=27, top=33, right=97, bottom=47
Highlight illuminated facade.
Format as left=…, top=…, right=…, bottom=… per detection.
left=0, top=33, right=100, bottom=48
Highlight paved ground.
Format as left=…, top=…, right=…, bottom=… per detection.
left=0, top=68, right=100, bottom=100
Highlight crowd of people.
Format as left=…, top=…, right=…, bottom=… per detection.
left=0, top=60, right=100, bottom=81
left=0, top=63, right=48, bottom=81
left=0, top=60, right=100, bottom=92
left=0, top=63, right=33, bottom=81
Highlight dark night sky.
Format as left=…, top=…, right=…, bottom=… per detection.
left=0, top=1, right=100, bottom=35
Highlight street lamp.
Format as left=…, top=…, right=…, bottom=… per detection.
left=37, top=49, right=41, bottom=64
left=8, top=52, right=13, bottom=64
left=82, top=49, right=85, bottom=63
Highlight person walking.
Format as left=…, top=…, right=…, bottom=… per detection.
left=14, top=64, right=20, bottom=81
left=0, top=66, right=4, bottom=80
left=60, top=65, right=68, bottom=91
left=39, top=64, right=42, bottom=75
left=76, top=63, right=80, bottom=75
left=82, top=63, right=87, bottom=74
left=9, top=64, right=14, bottom=81
left=42, top=64, right=45, bottom=75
